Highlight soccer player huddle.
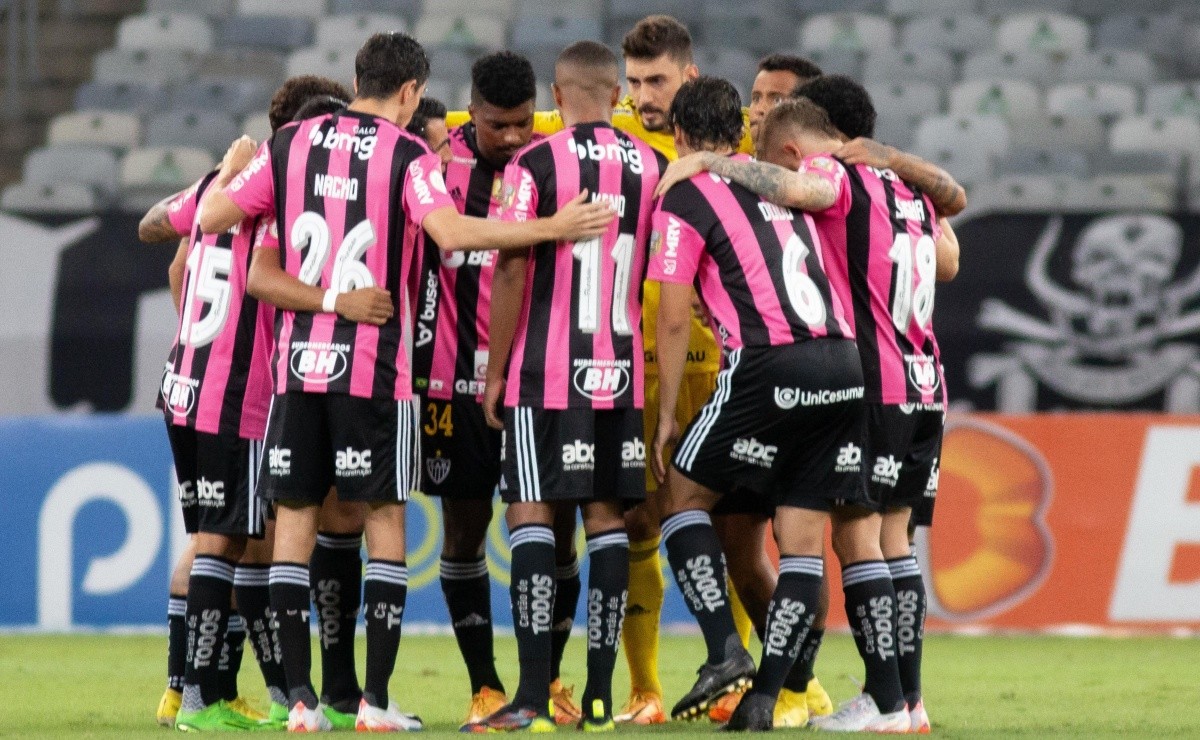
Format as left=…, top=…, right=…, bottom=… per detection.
left=139, top=12, right=964, bottom=735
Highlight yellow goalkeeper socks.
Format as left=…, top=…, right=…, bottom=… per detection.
left=730, top=580, right=754, bottom=650
left=623, top=537, right=664, bottom=696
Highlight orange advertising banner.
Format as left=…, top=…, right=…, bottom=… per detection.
left=815, top=414, right=1200, bottom=632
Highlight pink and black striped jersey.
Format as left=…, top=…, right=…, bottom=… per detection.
left=499, top=122, right=667, bottom=410
left=800, top=154, right=945, bottom=405
left=646, top=155, right=852, bottom=352
left=226, top=109, right=455, bottom=401
left=411, top=124, right=541, bottom=400
left=158, top=171, right=276, bottom=440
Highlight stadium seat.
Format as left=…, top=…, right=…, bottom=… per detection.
left=47, top=111, right=141, bottom=150
left=608, top=0, right=705, bottom=30
left=1059, top=51, right=1156, bottom=85
left=93, top=48, right=198, bottom=85
left=885, top=0, right=972, bottom=18
left=1094, top=13, right=1182, bottom=57
left=993, top=147, right=1090, bottom=179
left=422, top=78, right=458, bottom=109
left=1109, top=115, right=1200, bottom=156
left=23, top=145, right=121, bottom=199
left=197, top=49, right=286, bottom=88
left=861, top=48, right=954, bottom=86
left=171, top=77, right=272, bottom=118
left=995, top=12, right=1089, bottom=56
left=316, top=14, right=409, bottom=49
left=968, top=176, right=1067, bottom=213
left=74, top=81, right=170, bottom=114
left=948, top=80, right=1041, bottom=120
left=414, top=14, right=506, bottom=51
left=911, top=141, right=993, bottom=189
left=286, top=48, right=355, bottom=88
left=914, top=115, right=1011, bottom=158
left=1, top=182, right=100, bottom=213
left=800, top=48, right=862, bottom=78
left=146, top=110, right=240, bottom=155
left=1144, top=83, right=1200, bottom=117
left=242, top=111, right=272, bottom=141
left=1010, top=114, right=1107, bottom=152
left=1072, top=0, right=1176, bottom=18
left=1045, top=83, right=1138, bottom=119
left=1090, top=150, right=1181, bottom=179
left=1060, top=176, right=1175, bottom=211
left=511, top=13, right=603, bottom=50
left=514, top=45, right=559, bottom=84
left=984, top=0, right=1074, bottom=19
left=788, top=0, right=886, bottom=14
left=116, top=13, right=214, bottom=52
left=518, top=0, right=600, bottom=19
left=703, top=2, right=796, bottom=56
left=329, top=0, right=423, bottom=25
left=900, top=14, right=992, bottom=55
left=961, top=50, right=1056, bottom=86
left=693, top=47, right=758, bottom=101
left=799, top=13, right=895, bottom=54
left=864, top=82, right=943, bottom=122
left=236, top=0, right=325, bottom=18
left=147, top=0, right=236, bottom=18
left=217, top=15, right=313, bottom=52
left=119, top=146, right=215, bottom=211
left=872, top=113, right=916, bottom=150
left=427, top=46, right=475, bottom=85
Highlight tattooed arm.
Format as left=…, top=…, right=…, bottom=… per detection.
left=834, top=137, right=967, bottom=217
left=138, top=193, right=187, bottom=243
left=655, top=152, right=837, bottom=211
left=935, top=217, right=960, bottom=282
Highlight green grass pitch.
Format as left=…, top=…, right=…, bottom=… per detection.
left=2, top=633, right=1196, bottom=737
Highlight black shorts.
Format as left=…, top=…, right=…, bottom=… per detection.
left=500, top=406, right=647, bottom=505
left=672, top=340, right=868, bottom=513
left=166, top=422, right=266, bottom=538
left=418, top=394, right=502, bottom=500
left=864, top=403, right=944, bottom=523
left=258, top=392, right=419, bottom=505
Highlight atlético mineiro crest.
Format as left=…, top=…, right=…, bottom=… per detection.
left=426, top=455, right=451, bottom=486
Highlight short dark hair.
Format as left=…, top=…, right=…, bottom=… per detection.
left=557, top=40, right=619, bottom=72
left=269, top=75, right=352, bottom=131
left=621, top=15, right=693, bottom=64
left=668, top=76, right=744, bottom=152
left=355, top=32, right=430, bottom=100
left=406, top=96, right=446, bottom=138
left=472, top=51, right=537, bottom=108
left=792, top=74, right=876, bottom=139
left=759, top=98, right=841, bottom=153
left=758, top=54, right=823, bottom=82
left=291, top=94, right=349, bottom=122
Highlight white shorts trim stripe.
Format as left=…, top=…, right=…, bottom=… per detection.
left=515, top=407, right=541, bottom=503
left=677, top=348, right=741, bottom=471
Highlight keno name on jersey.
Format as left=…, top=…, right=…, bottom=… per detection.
left=566, top=136, right=644, bottom=174
left=774, top=385, right=864, bottom=409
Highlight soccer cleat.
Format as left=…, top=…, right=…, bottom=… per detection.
left=354, top=698, right=423, bottom=732
left=229, top=696, right=268, bottom=722
left=708, top=691, right=742, bottom=723
left=287, top=701, right=333, bottom=732
left=549, top=679, right=581, bottom=725
left=460, top=686, right=508, bottom=729
left=908, top=699, right=930, bottom=734
left=174, top=700, right=263, bottom=731
left=809, top=693, right=911, bottom=733
left=614, top=691, right=666, bottom=725
left=805, top=677, right=834, bottom=719
left=578, top=699, right=615, bottom=733
left=670, top=640, right=756, bottom=721
left=321, top=704, right=357, bottom=731
left=721, top=691, right=775, bottom=732
left=772, top=687, right=810, bottom=728
left=461, top=704, right=556, bottom=733
left=157, top=688, right=182, bottom=727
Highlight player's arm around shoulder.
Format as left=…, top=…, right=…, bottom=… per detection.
left=834, top=137, right=967, bottom=217
left=655, top=151, right=838, bottom=212
left=199, top=136, right=265, bottom=234
left=935, top=217, right=959, bottom=282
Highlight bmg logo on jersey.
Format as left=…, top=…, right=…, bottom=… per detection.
left=836, top=442, right=862, bottom=473
left=335, top=447, right=372, bottom=477
left=572, top=359, right=632, bottom=401
left=267, top=446, right=291, bottom=477
left=561, top=440, right=595, bottom=471
left=906, top=354, right=941, bottom=396
left=195, top=477, right=225, bottom=507
left=730, top=437, right=777, bottom=468
left=309, top=123, right=377, bottom=161
left=621, top=438, right=646, bottom=469
left=872, top=454, right=903, bottom=487
left=289, top=341, right=349, bottom=384
left=566, top=136, right=644, bottom=174
left=160, top=371, right=198, bottom=417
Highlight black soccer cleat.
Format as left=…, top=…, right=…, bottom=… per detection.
left=671, top=636, right=756, bottom=721
left=720, top=691, right=775, bottom=732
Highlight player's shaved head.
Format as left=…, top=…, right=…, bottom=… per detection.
left=758, top=98, right=841, bottom=165
left=554, top=41, right=620, bottom=109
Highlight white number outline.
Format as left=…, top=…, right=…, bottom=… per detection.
left=781, top=233, right=827, bottom=327
left=888, top=232, right=936, bottom=332
left=179, top=245, right=233, bottom=347
left=571, top=233, right=636, bottom=335
left=290, top=210, right=377, bottom=291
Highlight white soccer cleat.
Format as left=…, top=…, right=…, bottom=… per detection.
left=908, top=699, right=930, bottom=734
left=810, top=692, right=911, bottom=733
left=287, top=701, right=334, bottom=732
left=354, top=698, right=424, bottom=732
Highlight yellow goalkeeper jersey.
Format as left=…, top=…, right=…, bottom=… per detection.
left=446, top=96, right=752, bottom=374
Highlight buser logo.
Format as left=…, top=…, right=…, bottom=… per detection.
left=335, top=448, right=372, bottom=476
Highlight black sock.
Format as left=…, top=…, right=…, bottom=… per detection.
left=441, top=556, right=504, bottom=694
left=508, top=525, right=556, bottom=713
left=235, top=565, right=288, bottom=706
left=217, top=612, right=246, bottom=701
left=581, top=530, right=629, bottom=719
left=783, top=628, right=825, bottom=692
left=662, top=510, right=738, bottom=665
left=310, top=531, right=363, bottom=707
left=842, top=561, right=906, bottom=714
left=889, top=555, right=926, bottom=707
left=182, top=556, right=236, bottom=711
left=748, top=556, right=821, bottom=702
left=167, top=594, right=187, bottom=692
left=550, top=557, right=580, bottom=683
left=362, top=560, right=408, bottom=710
left=269, top=562, right=318, bottom=709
